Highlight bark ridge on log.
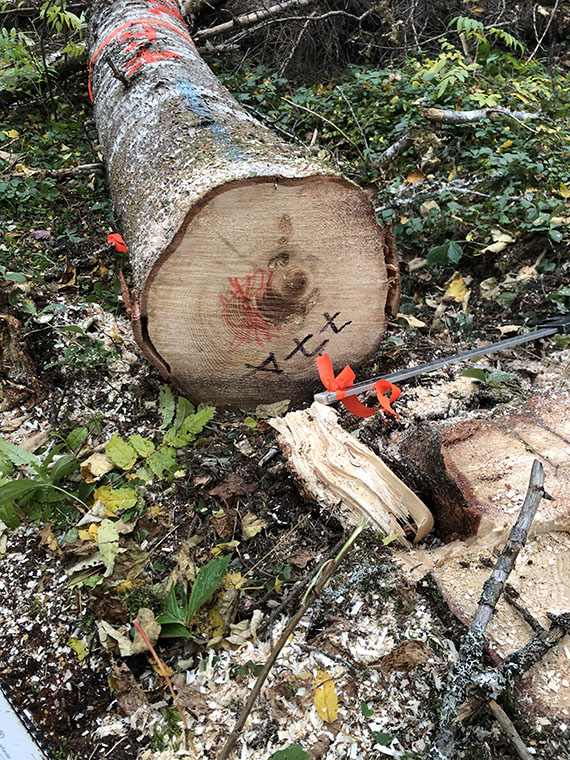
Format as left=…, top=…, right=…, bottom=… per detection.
left=88, top=0, right=399, bottom=408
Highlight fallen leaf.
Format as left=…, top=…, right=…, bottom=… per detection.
left=111, top=661, right=149, bottom=716
left=517, top=265, right=538, bottom=280
left=67, top=637, right=88, bottom=661
left=105, top=434, right=137, bottom=470
left=209, top=474, right=256, bottom=506
left=491, top=228, right=515, bottom=244
left=444, top=272, right=469, bottom=302
left=480, top=241, right=508, bottom=254
left=497, top=324, right=520, bottom=336
left=93, top=485, right=138, bottom=514
left=131, top=608, right=161, bottom=655
left=194, top=473, right=212, bottom=488
left=38, top=522, right=61, bottom=554
left=558, top=182, right=570, bottom=198
left=254, top=400, right=290, bottom=418
left=314, top=670, right=338, bottom=723
left=97, top=518, right=120, bottom=569
left=406, top=167, right=426, bottom=184
left=211, top=509, right=236, bottom=538
left=225, top=609, right=263, bottom=646
left=80, top=453, right=114, bottom=483
left=3, top=129, right=19, bottom=139
left=170, top=675, right=210, bottom=716
left=58, top=257, right=76, bottom=288
left=288, top=548, right=316, bottom=569
left=241, top=511, right=267, bottom=540
left=379, top=639, right=431, bottom=673
left=97, top=620, right=133, bottom=656
left=419, top=200, right=440, bottom=217
left=396, top=312, right=426, bottom=328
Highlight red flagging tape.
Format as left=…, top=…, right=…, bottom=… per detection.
left=316, top=354, right=401, bottom=421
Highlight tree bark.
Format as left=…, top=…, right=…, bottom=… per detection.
left=88, top=0, right=399, bottom=408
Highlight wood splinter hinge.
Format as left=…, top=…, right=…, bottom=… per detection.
left=118, top=270, right=136, bottom=320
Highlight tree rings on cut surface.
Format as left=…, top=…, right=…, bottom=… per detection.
left=141, top=176, right=397, bottom=407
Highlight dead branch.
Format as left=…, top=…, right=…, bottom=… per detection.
left=430, top=459, right=548, bottom=760
left=192, top=0, right=317, bottom=43
left=13, top=163, right=104, bottom=179
left=528, top=0, right=560, bottom=61
left=420, top=106, right=540, bottom=126
left=216, top=524, right=364, bottom=760
left=487, top=700, right=533, bottom=760
left=371, top=131, right=413, bottom=169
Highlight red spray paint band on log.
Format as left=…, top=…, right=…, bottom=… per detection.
left=87, top=0, right=195, bottom=101
left=316, top=354, right=401, bottom=421
left=108, top=233, right=128, bottom=252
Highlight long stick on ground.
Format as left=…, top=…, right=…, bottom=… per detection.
left=429, top=459, right=548, bottom=760
left=217, top=523, right=365, bottom=760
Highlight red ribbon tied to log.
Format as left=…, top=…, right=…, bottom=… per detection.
left=316, top=354, right=402, bottom=421
left=108, top=233, right=128, bottom=252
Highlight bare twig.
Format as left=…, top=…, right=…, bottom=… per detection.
left=217, top=523, right=365, bottom=760
left=528, top=0, right=560, bottom=61
left=105, top=54, right=131, bottom=89
left=430, top=460, right=548, bottom=760
left=133, top=619, right=195, bottom=753
left=282, top=97, right=364, bottom=158
left=487, top=700, right=533, bottom=760
left=335, top=85, right=368, bottom=151
left=278, top=11, right=314, bottom=77
left=193, top=0, right=316, bottom=43
left=371, top=132, right=413, bottom=169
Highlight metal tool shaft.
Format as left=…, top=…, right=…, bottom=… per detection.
left=314, top=325, right=559, bottom=406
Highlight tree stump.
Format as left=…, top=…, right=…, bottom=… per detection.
left=88, top=0, right=399, bottom=408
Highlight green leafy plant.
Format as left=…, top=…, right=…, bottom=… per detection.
left=157, top=554, right=232, bottom=637
left=268, top=745, right=310, bottom=760
left=461, top=367, right=517, bottom=386
left=0, top=439, right=85, bottom=527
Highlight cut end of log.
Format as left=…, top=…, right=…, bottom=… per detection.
left=138, top=176, right=398, bottom=408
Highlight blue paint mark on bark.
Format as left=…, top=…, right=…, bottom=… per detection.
left=176, top=80, right=243, bottom=159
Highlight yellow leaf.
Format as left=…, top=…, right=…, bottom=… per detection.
left=78, top=528, right=92, bottom=541
left=3, top=129, right=19, bottom=139
left=558, top=182, right=570, bottom=198
left=274, top=577, right=283, bottom=594
left=396, top=312, right=426, bottom=328
left=314, top=670, right=338, bottom=723
left=241, top=511, right=267, bottom=540
left=498, top=139, right=513, bottom=152
left=93, top=485, right=138, bottom=515
left=80, top=453, right=114, bottom=483
left=444, top=272, right=469, bottom=302
left=67, top=637, right=88, bottom=661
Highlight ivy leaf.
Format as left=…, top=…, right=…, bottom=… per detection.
left=185, top=554, right=231, bottom=623
left=105, top=434, right=138, bottom=470
left=158, top=385, right=175, bottom=429
left=372, top=731, right=395, bottom=746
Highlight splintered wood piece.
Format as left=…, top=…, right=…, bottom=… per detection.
left=89, top=0, right=399, bottom=408
left=270, top=403, right=433, bottom=547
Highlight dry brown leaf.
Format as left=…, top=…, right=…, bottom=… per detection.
left=131, top=608, right=161, bottom=655
left=208, top=474, right=256, bottom=506
left=38, top=522, right=61, bottom=555
left=406, top=167, right=426, bottom=184
left=289, top=548, right=316, bottom=569
left=58, top=257, right=77, bottom=288
left=379, top=639, right=431, bottom=673
left=170, top=675, right=210, bottom=716
left=80, top=453, right=114, bottom=483
left=211, top=510, right=236, bottom=538
left=112, top=661, right=149, bottom=717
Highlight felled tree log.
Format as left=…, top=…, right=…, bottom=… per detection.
left=270, top=402, right=433, bottom=547
left=88, top=0, right=399, bottom=408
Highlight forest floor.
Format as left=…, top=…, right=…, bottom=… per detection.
left=1, top=24, right=570, bottom=760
